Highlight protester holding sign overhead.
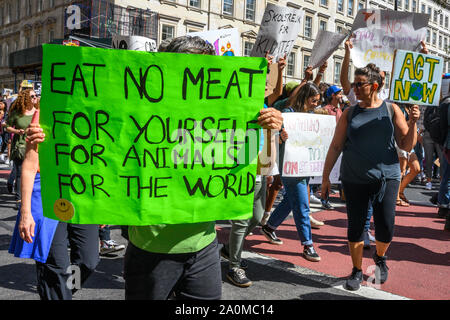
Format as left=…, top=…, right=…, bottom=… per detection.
left=322, top=63, right=420, bottom=291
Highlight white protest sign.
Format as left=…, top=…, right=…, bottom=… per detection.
left=309, top=155, right=342, bottom=185
left=188, top=28, right=241, bottom=56
left=282, top=113, right=336, bottom=177
left=389, top=50, right=443, bottom=106
left=351, top=9, right=429, bottom=71
left=250, top=3, right=304, bottom=61
left=112, top=35, right=157, bottom=52
left=310, top=30, right=347, bottom=69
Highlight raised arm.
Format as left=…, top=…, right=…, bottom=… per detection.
left=341, top=35, right=353, bottom=95
left=313, top=62, right=327, bottom=87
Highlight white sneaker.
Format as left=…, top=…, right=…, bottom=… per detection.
left=310, top=215, right=324, bottom=229
left=100, top=240, right=125, bottom=255
left=310, top=194, right=321, bottom=204
left=425, top=182, right=432, bottom=190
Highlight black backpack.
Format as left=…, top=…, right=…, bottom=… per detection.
left=424, top=105, right=444, bottom=145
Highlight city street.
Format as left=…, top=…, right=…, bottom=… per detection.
left=0, top=162, right=448, bottom=301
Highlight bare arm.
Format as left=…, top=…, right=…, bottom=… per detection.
left=341, top=35, right=353, bottom=95
left=288, top=66, right=313, bottom=106
left=18, top=140, right=39, bottom=243
left=393, top=104, right=419, bottom=151
left=313, top=62, right=327, bottom=87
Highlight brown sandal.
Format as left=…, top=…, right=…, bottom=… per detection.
left=396, top=199, right=410, bottom=207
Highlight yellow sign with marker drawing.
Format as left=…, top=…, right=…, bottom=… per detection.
left=389, top=50, right=443, bottom=106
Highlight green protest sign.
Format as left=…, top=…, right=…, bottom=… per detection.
left=389, top=49, right=443, bottom=106
left=39, top=44, right=266, bottom=225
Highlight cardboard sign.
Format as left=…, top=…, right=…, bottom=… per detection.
left=112, top=35, right=157, bottom=52
left=309, top=154, right=342, bottom=185
left=250, top=3, right=304, bottom=61
left=188, top=28, right=241, bottom=56
left=39, top=44, right=267, bottom=225
left=351, top=9, right=429, bottom=71
left=281, top=113, right=336, bottom=177
left=309, top=30, right=347, bottom=69
left=389, top=50, right=443, bottom=106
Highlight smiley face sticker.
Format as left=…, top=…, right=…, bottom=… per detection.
left=53, top=199, right=75, bottom=221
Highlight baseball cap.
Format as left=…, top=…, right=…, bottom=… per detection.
left=326, top=85, right=342, bottom=98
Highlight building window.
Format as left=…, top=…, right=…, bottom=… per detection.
left=36, top=33, right=42, bottom=45
left=243, top=41, right=253, bottom=56
left=404, top=0, right=409, bottom=11
left=223, top=0, right=233, bottom=16
left=432, top=32, right=436, bottom=46
left=0, top=7, right=3, bottom=26
left=6, top=3, right=11, bottom=24
left=427, top=7, right=431, bottom=15
left=25, top=36, right=30, bottom=49
left=359, top=1, right=365, bottom=10
left=304, top=16, right=312, bottom=38
left=440, top=14, right=443, bottom=26
left=446, top=16, right=449, bottom=28
left=384, top=73, right=390, bottom=89
left=337, top=0, right=344, bottom=12
left=49, top=0, right=55, bottom=8
left=397, top=0, right=402, bottom=10
left=444, top=37, right=448, bottom=52
left=348, top=0, right=354, bottom=16
left=49, top=30, right=55, bottom=43
left=421, top=4, right=425, bottom=13
left=287, top=52, right=296, bottom=76
left=245, top=0, right=255, bottom=21
left=319, top=20, right=327, bottom=31
left=15, top=2, right=20, bottom=21
left=426, top=29, right=430, bottom=43
left=439, top=35, right=442, bottom=49
left=26, top=0, right=31, bottom=17
left=303, top=54, right=310, bottom=76
left=412, top=0, right=417, bottom=12
left=433, top=10, right=438, bottom=23
left=161, top=24, right=175, bottom=41
left=320, top=0, right=328, bottom=6
left=334, top=61, right=341, bottom=84
left=5, top=43, right=9, bottom=66
left=37, top=0, right=43, bottom=12
left=189, top=0, right=201, bottom=8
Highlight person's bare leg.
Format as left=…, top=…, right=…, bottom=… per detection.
left=348, top=241, right=364, bottom=270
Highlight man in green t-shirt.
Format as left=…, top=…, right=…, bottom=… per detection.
left=122, top=36, right=284, bottom=300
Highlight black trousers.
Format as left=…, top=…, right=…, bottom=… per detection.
left=342, top=179, right=400, bottom=243
left=35, top=222, right=99, bottom=300
left=124, top=238, right=222, bottom=300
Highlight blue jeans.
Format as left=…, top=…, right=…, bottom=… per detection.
left=438, top=154, right=450, bottom=206
left=365, top=201, right=373, bottom=232
left=267, top=177, right=313, bottom=246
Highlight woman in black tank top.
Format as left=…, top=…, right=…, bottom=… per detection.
left=321, top=64, right=420, bottom=291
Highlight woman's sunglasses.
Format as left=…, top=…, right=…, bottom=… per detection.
left=30, top=95, right=37, bottom=98
left=351, top=81, right=370, bottom=89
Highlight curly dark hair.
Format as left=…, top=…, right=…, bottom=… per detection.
left=9, top=89, right=39, bottom=115
left=355, top=63, right=383, bottom=92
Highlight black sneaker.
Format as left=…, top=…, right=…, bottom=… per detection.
left=373, top=252, right=389, bottom=284
left=345, top=267, right=363, bottom=291
left=321, top=200, right=335, bottom=210
left=303, top=245, right=321, bottom=262
left=220, top=245, right=248, bottom=270
left=261, top=225, right=283, bottom=245
left=227, top=268, right=252, bottom=288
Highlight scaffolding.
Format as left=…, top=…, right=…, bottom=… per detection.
left=65, top=0, right=158, bottom=41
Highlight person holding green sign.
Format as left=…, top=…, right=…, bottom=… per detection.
left=120, top=36, right=283, bottom=300
left=322, top=63, right=420, bottom=291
